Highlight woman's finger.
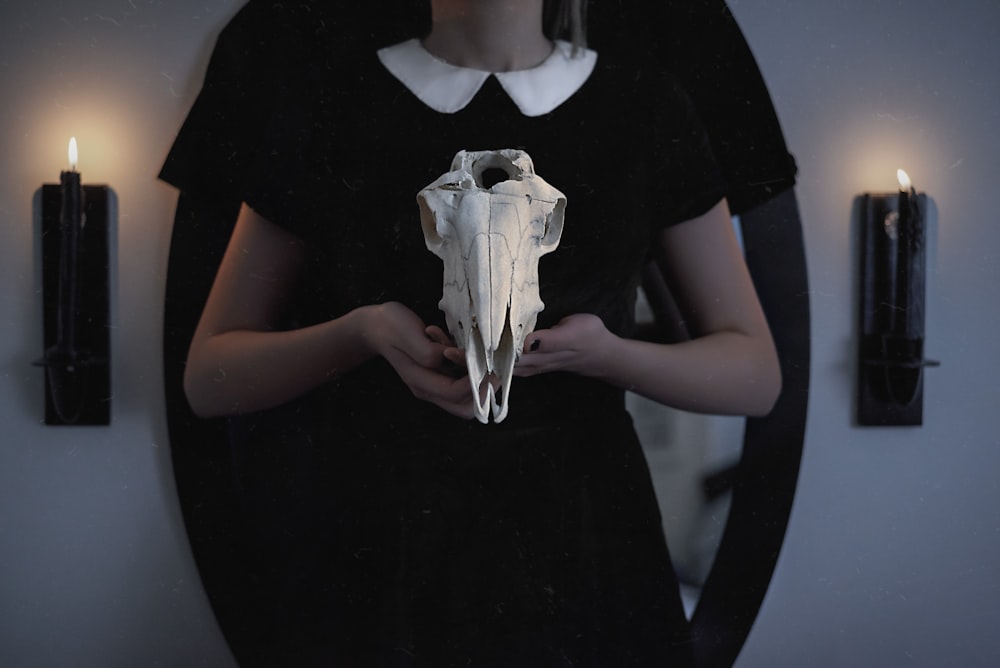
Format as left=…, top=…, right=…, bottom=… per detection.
left=388, top=348, right=472, bottom=403
left=514, top=350, right=575, bottom=376
left=425, top=325, right=454, bottom=346
left=425, top=325, right=467, bottom=371
left=442, top=346, right=466, bottom=367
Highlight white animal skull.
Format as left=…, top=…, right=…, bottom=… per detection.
left=417, top=149, right=566, bottom=423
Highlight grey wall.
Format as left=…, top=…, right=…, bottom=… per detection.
left=728, top=1, right=1000, bottom=665
left=0, top=2, right=242, bottom=666
left=0, top=1, right=997, bottom=666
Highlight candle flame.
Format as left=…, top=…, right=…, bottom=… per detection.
left=897, top=168, right=911, bottom=190
left=68, top=137, right=78, bottom=170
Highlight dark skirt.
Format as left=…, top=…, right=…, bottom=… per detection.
left=230, top=366, right=693, bottom=667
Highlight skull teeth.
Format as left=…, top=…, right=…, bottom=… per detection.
left=465, top=306, right=515, bottom=424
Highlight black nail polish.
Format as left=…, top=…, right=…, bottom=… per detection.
left=530, top=339, right=540, bottom=352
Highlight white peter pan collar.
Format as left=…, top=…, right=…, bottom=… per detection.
left=377, top=38, right=598, bottom=117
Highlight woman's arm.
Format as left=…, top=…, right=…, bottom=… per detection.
left=514, top=199, right=782, bottom=416
left=184, top=204, right=473, bottom=418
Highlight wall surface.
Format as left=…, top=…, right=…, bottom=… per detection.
left=0, top=1, right=997, bottom=667
left=0, top=2, right=242, bottom=666
left=727, top=1, right=1000, bottom=666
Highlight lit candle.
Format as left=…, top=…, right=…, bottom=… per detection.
left=57, top=137, right=83, bottom=364
left=897, top=168, right=911, bottom=233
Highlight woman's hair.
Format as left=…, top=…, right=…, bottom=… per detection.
left=545, top=0, right=587, bottom=49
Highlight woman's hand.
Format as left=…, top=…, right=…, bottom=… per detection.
left=514, top=313, right=616, bottom=379
left=365, top=302, right=474, bottom=419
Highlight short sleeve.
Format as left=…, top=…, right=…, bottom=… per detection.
left=660, top=11, right=799, bottom=215
left=588, top=0, right=797, bottom=216
left=647, top=75, right=728, bottom=229
left=160, top=4, right=275, bottom=204
left=158, top=1, right=331, bottom=234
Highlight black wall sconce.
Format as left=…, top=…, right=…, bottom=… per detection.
left=34, top=138, right=113, bottom=425
left=856, top=169, right=938, bottom=426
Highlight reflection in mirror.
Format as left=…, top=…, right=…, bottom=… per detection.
left=631, top=215, right=749, bottom=616
left=632, top=375, right=745, bottom=615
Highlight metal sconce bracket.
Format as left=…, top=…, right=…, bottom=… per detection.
left=35, top=184, right=113, bottom=425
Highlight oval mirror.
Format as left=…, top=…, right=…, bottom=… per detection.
left=162, top=2, right=809, bottom=666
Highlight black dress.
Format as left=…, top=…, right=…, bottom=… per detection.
left=161, top=11, right=726, bottom=667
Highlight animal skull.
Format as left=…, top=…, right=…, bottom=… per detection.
left=417, top=149, right=566, bottom=423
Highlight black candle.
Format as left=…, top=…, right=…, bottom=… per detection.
left=57, top=137, right=83, bottom=365
left=894, top=169, right=912, bottom=337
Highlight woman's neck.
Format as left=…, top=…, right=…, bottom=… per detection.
left=424, top=0, right=551, bottom=72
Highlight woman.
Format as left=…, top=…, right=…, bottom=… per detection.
left=167, top=0, right=781, bottom=665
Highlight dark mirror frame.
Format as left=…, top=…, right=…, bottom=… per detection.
left=162, top=2, right=810, bottom=665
